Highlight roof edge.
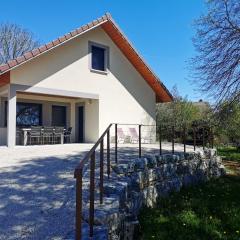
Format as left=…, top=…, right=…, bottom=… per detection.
left=0, top=14, right=109, bottom=75
left=102, top=15, right=173, bottom=102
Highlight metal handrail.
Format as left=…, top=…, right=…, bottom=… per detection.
left=74, top=123, right=214, bottom=239
left=74, top=123, right=114, bottom=240
left=74, top=123, right=112, bottom=173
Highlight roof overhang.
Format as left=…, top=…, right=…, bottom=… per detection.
left=0, top=13, right=173, bottom=103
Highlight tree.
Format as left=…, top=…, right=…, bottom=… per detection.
left=156, top=86, right=201, bottom=129
left=0, top=23, right=39, bottom=64
left=214, top=101, right=240, bottom=146
left=191, top=0, right=240, bottom=105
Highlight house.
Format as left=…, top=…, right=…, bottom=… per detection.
left=0, top=13, right=172, bottom=147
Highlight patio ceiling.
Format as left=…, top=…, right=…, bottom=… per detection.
left=13, top=84, right=99, bottom=100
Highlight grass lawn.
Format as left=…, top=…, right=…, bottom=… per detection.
left=138, top=159, right=240, bottom=240
left=217, top=146, right=240, bottom=162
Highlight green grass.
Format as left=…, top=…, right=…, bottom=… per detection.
left=217, top=147, right=240, bottom=162
left=138, top=176, right=240, bottom=240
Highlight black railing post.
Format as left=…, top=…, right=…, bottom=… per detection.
left=159, top=125, right=162, bottom=155
left=115, top=124, right=118, bottom=163
left=172, top=126, right=175, bottom=154
left=202, top=127, right=205, bottom=150
left=100, top=140, right=104, bottom=204
left=193, top=127, right=196, bottom=151
left=183, top=125, right=186, bottom=154
left=107, top=130, right=110, bottom=178
left=75, top=169, right=82, bottom=240
left=139, top=124, right=142, bottom=158
left=89, top=151, right=95, bottom=238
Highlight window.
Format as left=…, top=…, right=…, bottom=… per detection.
left=89, top=42, right=109, bottom=73
left=4, top=102, right=42, bottom=127
left=16, top=102, right=42, bottom=127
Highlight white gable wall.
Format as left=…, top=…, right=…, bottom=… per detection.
left=10, top=26, right=156, bottom=141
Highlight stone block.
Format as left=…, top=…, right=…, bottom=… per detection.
left=126, top=191, right=143, bottom=217
left=142, top=185, right=158, bottom=207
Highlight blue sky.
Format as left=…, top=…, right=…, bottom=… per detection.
left=0, top=0, right=206, bottom=101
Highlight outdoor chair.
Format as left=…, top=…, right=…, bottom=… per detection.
left=53, top=126, right=64, bottom=144
left=129, top=127, right=150, bottom=144
left=117, top=128, right=126, bottom=143
left=64, top=127, right=72, bottom=143
left=42, top=126, right=54, bottom=144
left=28, top=126, right=43, bottom=145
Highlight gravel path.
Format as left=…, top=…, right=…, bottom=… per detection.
left=0, top=143, right=195, bottom=239
left=0, top=144, right=93, bottom=240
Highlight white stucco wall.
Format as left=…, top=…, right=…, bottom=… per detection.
left=10, top=26, right=156, bottom=140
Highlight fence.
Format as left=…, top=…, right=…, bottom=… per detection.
left=74, top=123, right=213, bottom=239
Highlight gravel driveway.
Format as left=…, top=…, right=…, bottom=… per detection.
left=0, top=142, right=193, bottom=239
left=0, top=144, right=92, bottom=240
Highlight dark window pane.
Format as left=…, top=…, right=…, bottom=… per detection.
left=16, top=102, right=42, bottom=127
left=52, top=106, right=66, bottom=127
left=4, top=101, right=7, bottom=127
left=92, top=45, right=105, bottom=71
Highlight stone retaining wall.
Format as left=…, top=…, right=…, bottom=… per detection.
left=81, top=149, right=225, bottom=240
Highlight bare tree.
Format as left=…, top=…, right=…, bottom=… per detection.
left=191, top=0, right=240, bottom=105
left=0, top=23, right=40, bottom=64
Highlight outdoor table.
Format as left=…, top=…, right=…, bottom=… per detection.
left=21, top=128, right=65, bottom=146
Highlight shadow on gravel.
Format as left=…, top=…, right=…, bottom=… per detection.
left=0, top=144, right=182, bottom=239
left=0, top=151, right=88, bottom=240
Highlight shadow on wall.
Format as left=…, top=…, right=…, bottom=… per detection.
left=0, top=150, right=89, bottom=240
left=110, top=54, right=156, bottom=121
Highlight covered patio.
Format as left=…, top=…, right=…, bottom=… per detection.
left=0, top=84, right=99, bottom=147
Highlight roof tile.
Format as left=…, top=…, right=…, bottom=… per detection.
left=0, top=64, right=9, bottom=72
left=92, top=20, right=98, bottom=26
left=82, top=25, right=88, bottom=31
left=46, top=42, right=54, bottom=49
left=102, top=15, right=107, bottom=21
left=87, top=22, right=93, bottom=28
left=8, top=59, right=18, bottom=67
left=52, top=39, right=60, bottom=46
left=70, top=30, right=77, bottom=37
left=59, top=36, right=66, bottom=43
left=16, top=56, right=26, bottom=64
left=65, top=33, right=72, bottom=39
left=76, top=28, right=83, bottom=34
left=32, top=48, right=41, bottom=56
left=39, top=45, right=47, bottom=52
left=24, top=52, right=33, bottom=60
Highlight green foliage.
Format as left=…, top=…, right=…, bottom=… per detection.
left=156, top=86, right=202, bottom=129
left=139, top=176, right=240, bottom=240
left=156, top=86, right=240, bottom=146
left=214, top=102, right=240, bottom=146
left=217, top=147, right=240, bottom=162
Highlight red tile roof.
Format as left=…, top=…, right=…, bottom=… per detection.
left=0, top=13, right=172, bottom=102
